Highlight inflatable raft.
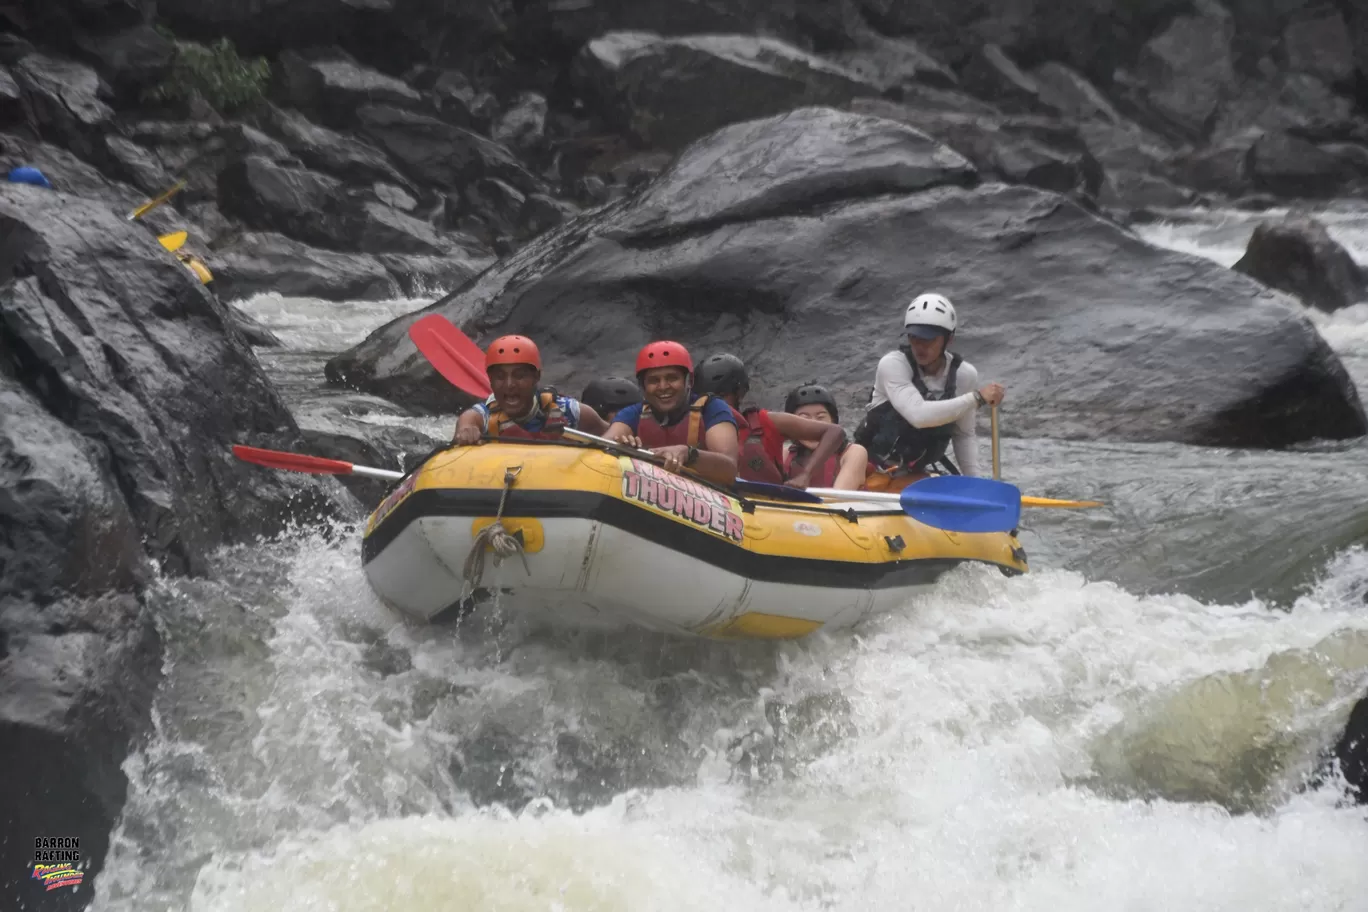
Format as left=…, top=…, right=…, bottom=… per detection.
left=361, top=440, right=1029, bottom=639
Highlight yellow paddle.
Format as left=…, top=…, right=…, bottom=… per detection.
left=127, top=179, right=186, bottom=220
left=158, top=231, right=188, bottom=252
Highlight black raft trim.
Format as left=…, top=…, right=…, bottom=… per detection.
left=362, top=488, right=1002, bottom=590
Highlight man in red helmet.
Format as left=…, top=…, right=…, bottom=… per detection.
left=603, top=340, right=739, bottom=485
left=453, top=335, right=609, bottom=444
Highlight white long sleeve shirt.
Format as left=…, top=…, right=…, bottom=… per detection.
left=867, top=349, right=982, bottom=477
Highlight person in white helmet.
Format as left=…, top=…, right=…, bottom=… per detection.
left=853, top=293, right=1006, bottom=491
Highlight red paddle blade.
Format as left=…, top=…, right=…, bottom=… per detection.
left=232, top=444, right=354, bottom=475
left=408, top=314, right=491, bottom=398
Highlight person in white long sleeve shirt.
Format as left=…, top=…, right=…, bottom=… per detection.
left=854, top=293, right=1005, bottom=491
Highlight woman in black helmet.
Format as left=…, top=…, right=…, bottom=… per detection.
left=692, top=353, right=846, bottom=487
left=783, top=382, right=870, bottom=490
left=580, top=376, right=642, bottom=425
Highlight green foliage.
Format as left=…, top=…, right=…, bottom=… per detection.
left=149, top=36, right=271, bottom=112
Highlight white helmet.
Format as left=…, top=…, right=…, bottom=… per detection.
left=904, top=293, right=957, bottom=339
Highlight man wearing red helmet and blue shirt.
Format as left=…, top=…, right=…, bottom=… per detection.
left=453, top=334, right=609, bottom=444
left=603, top=340, right=739, bottom=486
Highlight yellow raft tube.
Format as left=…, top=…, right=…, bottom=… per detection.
left=361, top=439, right=1028, bottom=639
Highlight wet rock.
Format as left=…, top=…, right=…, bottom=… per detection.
left=279, top=51, right=421, bottom=127
left=0, top=134, right=141, bottom=207
left=123, top=120, right=297, bottom=204
left=328, top=106, right=1365, bottom=446
left=574, top=31, right=880, bottom=151
left=217, top=155, right=344, bottom=244
left=1134, top=0, right=1237, bottom=137
left=210, top=231, right=402, bottom=301
left=0, top=185, right=343, bottom=907
left=103, top=133, right=175, bottom=195
left=74, top=23, right=175, bottom=95
left=0, top=66, right=21, bottom=128
left=492, top=92, right=548, bottom=154
left=1030, top=62, right=1124, bottom=124
left=405, top=67, right=494, bottom=129
left=292, top=391, right=441, bottom=506
left=520, top=193, right=580, bottom=238
left=1233, top=215, right=1367, bottom=313
left=224, top=303, right=284, bottom=346
left=1171, top=127, right=1260, bottom=196
left=852, top=98, right=1100, bottom=200
left=828, top=33, right=957, bottom=96
left=452, top=177, right=526, bottom=242
left=1099, top=169, right=1198, bottom=211
left=373, top=182, right=416, bottom=211
left=11, top=52, right=114, bottom=159
left=356, top=104, right=538, bottom=192
left=352, top=201, right=450, bottom=256
left=960, top=43, right=1044, bottom=112
left=375, top=250, right=496, bottom=297
left=1249, top=130, right=1366, bottom=198
left=1283, top=7, right=1357, bottom=85
left=1213, top=73, right=1357, bottom=142
left=264, top=106, right=413, bottom=190
left=1333, top=692, right=1368, bottom=803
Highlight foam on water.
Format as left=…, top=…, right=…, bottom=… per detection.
left=231, top=292, right=436, bottom=352
left=94, top=521, right=1368, bottom=912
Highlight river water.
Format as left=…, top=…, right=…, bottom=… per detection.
left=89, top=207, right=1368, bottom=912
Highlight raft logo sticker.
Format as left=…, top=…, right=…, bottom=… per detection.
left=793, top=521, right=822, bottom=537
left=31, top=837, right=83, bottom=892
left=366, top=472, right=417, bottom=535
left=619, top=458, right=744, bottom=543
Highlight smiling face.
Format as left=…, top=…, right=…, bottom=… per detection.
left=793, top=403, right=834, bottom=424
left=488, top=363, right=540, bottom=417
left=640, top=366, right=689, bottom=413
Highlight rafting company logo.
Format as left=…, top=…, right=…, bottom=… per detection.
left=31, top=837, right=83, bottom=892
left=366, top=472, right=417, bottom=535
left=619, top=457, right=745, bottom=543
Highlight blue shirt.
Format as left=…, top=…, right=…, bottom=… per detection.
left=470, top=393, right=582, bottom=432
left=612, top=397, right=736, bottom=434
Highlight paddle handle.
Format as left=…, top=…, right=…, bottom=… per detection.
left=564, top=427, right=663, bottom=463
left=804, top=487, right=898, bottom=504
left=991, top=404, right=1001, bottom=481
left=351, top=465, right=406, bottom=480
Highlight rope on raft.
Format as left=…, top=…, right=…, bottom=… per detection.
left=462, top=465, right=530, bottom=592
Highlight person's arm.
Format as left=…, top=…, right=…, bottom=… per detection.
left=576, top=402, right=609, bottom=436
left=878, top=352, right=978, bottom=429
left=767, top=411, right=844, bottom=487
left=692, top=420, right=739, bottom=485
left=603, top=404, right=642, bottom=447
left=834, top=443, right=869, bottom=490
left=453, top=406, right=487, bottom=445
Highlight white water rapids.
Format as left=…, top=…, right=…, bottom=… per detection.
left=88, top=208, right=1368, bottom=912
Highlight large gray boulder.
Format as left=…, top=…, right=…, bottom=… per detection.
left=326, top=107, right=1365, bottom=446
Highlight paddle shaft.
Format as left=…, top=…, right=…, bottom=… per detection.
left=991, top=404, right=1001, bottom=481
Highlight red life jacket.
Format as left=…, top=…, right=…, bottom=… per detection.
left=637, top=395, right=711, bottom=448
left=732, top=406, right=785, bottom=484
left=783, top=438, right=848, bottom=487
left=485, top=390, right=569, bottom=440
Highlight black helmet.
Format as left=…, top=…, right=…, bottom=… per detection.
left=580, top=376, right=642, bottom=414
left=784, top=382, right=839, bottom=424
left=692, top=353, right=749, bottom=397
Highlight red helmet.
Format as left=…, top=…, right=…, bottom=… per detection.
left=635, top=340, right=692, bottom=376
left=486, top=335, right=541, bottom=371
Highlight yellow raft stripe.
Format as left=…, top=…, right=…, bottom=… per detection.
left=699, top=612, right=825, bottom=639
left=372, top=443, right=1027, bottom=573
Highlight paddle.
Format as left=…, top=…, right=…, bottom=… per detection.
left=232, top=444, right=403, bottom=480
left=408, top=313, right=491, bottom=398
left=127, top=179, right=187, bottom=221
left=158, top=230, right=188, bottom=252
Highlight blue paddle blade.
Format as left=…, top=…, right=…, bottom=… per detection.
left=733, top=479, right=825, bottom=504
left=899, top=475, right=1022, bottom=534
